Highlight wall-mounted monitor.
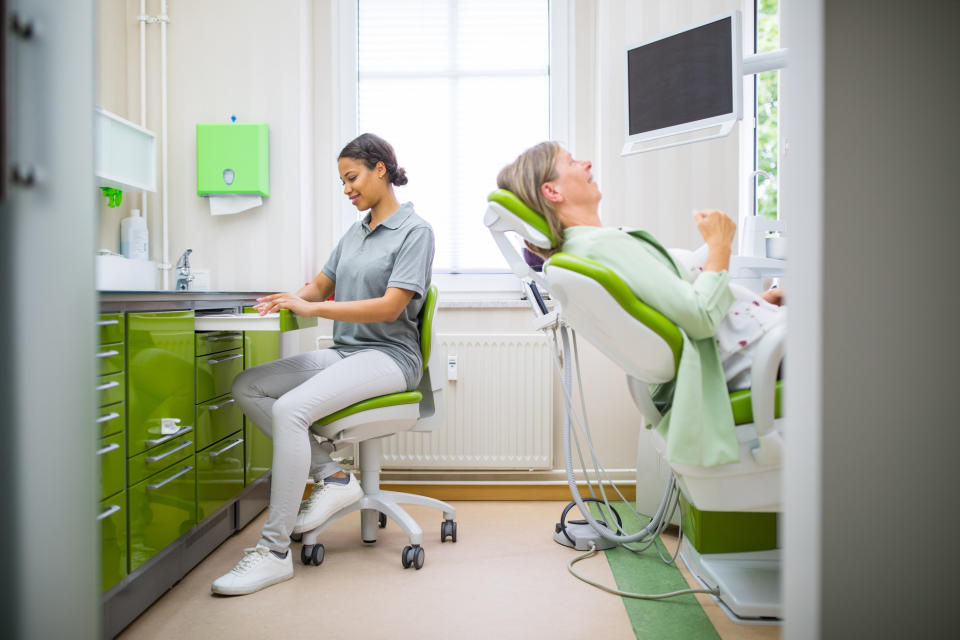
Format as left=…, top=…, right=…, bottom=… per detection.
left=622, top=12, right=743, bottom=156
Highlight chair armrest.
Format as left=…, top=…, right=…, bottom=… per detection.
left=749, top=322, right=787, bottom=438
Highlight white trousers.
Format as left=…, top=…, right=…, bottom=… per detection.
left=231, top=348, right=406, bottom=551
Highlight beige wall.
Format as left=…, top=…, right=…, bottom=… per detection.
left=96, top=0, right=747, bottom=477
left=97, top=0, right=335, bottom=291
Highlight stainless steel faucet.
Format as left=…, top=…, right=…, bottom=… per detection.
left=175, top=249, right=195, bottom=291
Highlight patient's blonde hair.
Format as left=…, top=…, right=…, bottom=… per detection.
left=496, top=141, right=564, bottom=258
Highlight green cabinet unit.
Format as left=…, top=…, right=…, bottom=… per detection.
left=196, top=432, right=245, bottom=521
left=97, top=432, right=125, bottom=500
left=98, top=497, right=127, bottom=593
left=128, top=462, right=197, bottom=572
left=97, top=314, right=125, bottom=345
left=127, top=430, right=195, bottom=486
left=196, top=394, right=243, bottom=451
left=196, top=331, right=244, bottom=356
left=97, top=312, right=128, bottom=593
left=97, top=372, right=125, bottom=407
left=126, top=311, right=196, bottom=457
left=97, top=403, right=125, bottom=438
left=96, top=343, right=125, bottom=376
left=243, top=330, right=278, bottom=484
left=195, top=348, right=243, bottom=404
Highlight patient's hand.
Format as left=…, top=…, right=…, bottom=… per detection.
left=694, top=210, right=736, bottom=249
left=761, top=288, right=785, bottom=306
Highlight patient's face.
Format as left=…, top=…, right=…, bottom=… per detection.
left=551, top=149, right=601, bottom=221
left=339, top=156, right=385, bottom=212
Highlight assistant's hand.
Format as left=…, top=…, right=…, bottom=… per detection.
left=254, top=292, right=318, bottom=317
left=694, top=210, right=737, bottom=250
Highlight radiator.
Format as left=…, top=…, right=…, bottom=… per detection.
left=382, top=333, right=554, bottom=470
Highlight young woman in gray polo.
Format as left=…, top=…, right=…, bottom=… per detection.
left=213, top=134, right=434, bottom=596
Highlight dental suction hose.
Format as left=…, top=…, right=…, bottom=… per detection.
left=559, top=325, right=675, bottom=544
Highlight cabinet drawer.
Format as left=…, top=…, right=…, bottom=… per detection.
left=245, top=420, right=273, bottom=485
left=196, top=394, right=243, bottom=451
left=96, top=343, right=125, bottom=376
left=97, top=372, right=125, bottom=407
left=196, top=348, right=243, bottom=404
left=98, top=497, right=127, bottom=592
left=127, top=429, right=195, bottom=486
left=96, top=403, right=125, bottom=438
left=127, top=310, right=195, bottom=457
left=97, top=314, right=124, bottom=345
left=97, top=432, right=125, bottom=500
left=197, top=432, right=245, bottom=521
left=128, top=463, right=196, bottom=572
left=195, top=331, right=244, bottom=356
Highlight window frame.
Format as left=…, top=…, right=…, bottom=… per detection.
left=331, top=0, right=572, bottom=297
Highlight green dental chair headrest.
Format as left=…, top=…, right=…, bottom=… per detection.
left=487, top=189, right=557, bottom=249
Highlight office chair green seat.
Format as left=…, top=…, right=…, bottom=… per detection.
left=484, top=188, right=786, bottom=620
left=297, top=284, right=457, bottom=570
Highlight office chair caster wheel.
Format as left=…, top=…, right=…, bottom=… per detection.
left=379, top=512, right=387, bottom=529
left=401, top=545, right=424, bottom=570
left=301, top=543, right=324, bottom=566
left=440, top=520, right=457, bottom=542
left=290, top=532, right=303, bottom=542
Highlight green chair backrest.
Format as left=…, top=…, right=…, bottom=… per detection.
left=487, top=189, right=557, bottom=249
left=419, top=284, right=438, bottom=371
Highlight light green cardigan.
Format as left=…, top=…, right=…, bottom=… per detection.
left=562, top=226, right=739, bottom=467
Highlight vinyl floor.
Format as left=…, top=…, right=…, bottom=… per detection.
left=117, top=501, right=780, bottom=640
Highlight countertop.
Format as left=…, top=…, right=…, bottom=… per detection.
left=98, top=290, right=270, bottom=313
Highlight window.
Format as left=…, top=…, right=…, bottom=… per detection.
left=346, top=0, right=565, bottom=276
left=755, top=0, right=780, bottom=220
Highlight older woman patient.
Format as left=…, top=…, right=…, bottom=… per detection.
left=496, top=141, right=785, bottom=467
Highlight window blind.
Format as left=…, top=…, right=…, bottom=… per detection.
left=357, top=0, right=550, bottom=272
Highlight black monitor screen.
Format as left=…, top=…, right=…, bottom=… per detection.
left=627, top=17, right=733, bottom=136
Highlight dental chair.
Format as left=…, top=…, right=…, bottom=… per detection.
left=484, top=189, right=786, bottom=621
left=297, top=284, right=457, bottom=570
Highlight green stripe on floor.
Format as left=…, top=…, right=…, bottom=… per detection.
left=587, top=502, right=720, bottom=640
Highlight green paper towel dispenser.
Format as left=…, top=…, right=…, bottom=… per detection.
left=196, top=122, right=270, bottom=197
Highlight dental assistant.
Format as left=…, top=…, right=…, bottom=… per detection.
left=212, top=133, right=435, bottom=596
left=496, top=141, right=784, bottom=468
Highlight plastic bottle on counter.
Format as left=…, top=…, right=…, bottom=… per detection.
left=120, top=208, right=149, bottom=260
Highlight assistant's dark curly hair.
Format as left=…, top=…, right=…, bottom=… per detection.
left=338, top=133, right=408, bottom=186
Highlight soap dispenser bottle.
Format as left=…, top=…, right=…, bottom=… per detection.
left=120, top=208, right=149, bottom=260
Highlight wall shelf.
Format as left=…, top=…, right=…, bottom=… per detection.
left=95, top=107, right=157, bottom=192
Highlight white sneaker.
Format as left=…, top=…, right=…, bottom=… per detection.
left=211, top=545, right=294, bottom=596
left=293, top=474, right=363, bottom=533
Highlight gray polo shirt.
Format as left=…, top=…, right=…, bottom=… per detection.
left=321, top=202, right=434, bottom=390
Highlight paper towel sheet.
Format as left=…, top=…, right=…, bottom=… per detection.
left=209, top=194, right=263, bottom=215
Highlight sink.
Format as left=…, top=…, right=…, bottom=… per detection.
left=96, top=255, right=158, bottom=291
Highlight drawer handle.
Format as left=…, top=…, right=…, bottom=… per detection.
left=96, top=380, right=120, bottom=392
left=97, top=319, right=120, bottom=327
left=144, top=425, right=193, bottom=447
left=146, top=465, right=194, bottom=491
left=207, top=353, right=243, bottom=366
left=208, top=438, right=244, bottom=458
left=145, top=440, right=193, bottom=464
left=97, top=504, right=122, bottom=521
left=205, top=333, right=242, bottom=342
left=96, top=412, right=121, bottom=424
left=96, top=442, right=121, bottom=456
left=207, top=398, right=236, bottom=411
left=96, top=350, right=120, bottom=359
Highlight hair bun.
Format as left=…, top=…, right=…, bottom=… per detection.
left=392, top=166, right=408, bottom=186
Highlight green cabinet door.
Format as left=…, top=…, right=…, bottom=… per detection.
left=243, top=331, right=278, bottom=484
left=98, top=497, right=127, bottom=592
left=127, top=311, right=196, bottom=457
left=196, top=432, right=245, bottom=520
left=128, top=461, right=197, bottom=572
